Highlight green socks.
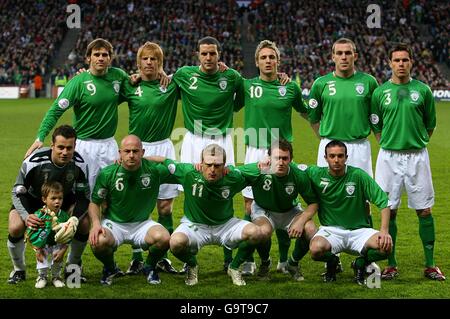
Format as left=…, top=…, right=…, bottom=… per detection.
left=419, top=214, right=436, bottom=267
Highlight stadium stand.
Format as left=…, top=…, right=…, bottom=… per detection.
left=0, top=0, right=447, bottom=90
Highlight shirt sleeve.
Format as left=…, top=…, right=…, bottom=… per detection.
left=235, top=163, right=260, bottom=185
left=293, top=165, right=318, bottom=205
left=292, top=82, right=307, bottom=114
left=361, top=170, right=388, bottom=209
left=160, top=159, right=194, bottom=185
left=369, top=88, right=383, bottom=133
left=423, top=85, right=436, bottom=131
left=90, top=168, right=109, bottom=205
left=307, top=79, right=323, bottom=124
left=37, top=76, right=80, bottom=142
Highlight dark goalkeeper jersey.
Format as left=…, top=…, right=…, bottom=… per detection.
left=11, top=148, right=90, bottom=220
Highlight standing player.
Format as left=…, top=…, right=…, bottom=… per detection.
left=24, top=38, right=129, bottom=275
left=307, top=38, right=378, bottom=177
left=307, top=140, right=392, bottom=285
left=120, top=42, right=180, bottom=274
left=307, top=38, right=379, bottom=272
left=238, top=140, right=318, bottom=281
left=173, top=36, right=243, bottom=167
left=370, top=43, right=445, bottom=281
left=88, top=135, right=171, bottom=285
left=234, top=40, right=309, bottom=275
left=172, top=36, right=244, bottom=270
left=7, top=125, right=89, bottom=284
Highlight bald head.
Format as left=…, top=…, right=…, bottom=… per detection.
left=119, top=135, right=144, bottom=171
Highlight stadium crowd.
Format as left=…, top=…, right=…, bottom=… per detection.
left=0, top=0, right=447, bottom=89
left=0, top=0, right=67, bottom=85
left=251, top=0, right=449, bottom=89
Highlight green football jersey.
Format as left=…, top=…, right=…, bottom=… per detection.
left=173, top=66, right=243, bottom=135
left=27, top=207, right=70, bottom=248
left=307, top=165, right=388, bottom=230
left=91, top=159, right=171, bottom=223
left=307, top=71, right=378, bottom=141
left=234, top=77, right=307, bottom=149
left=370, top=79, right=436, bottom=150
left=238, top=163, right=317, bottom=212
left=37, top=67, right=128, bottom=141
left=121, top=80, right=179, bottom=142
left=161, top=159, right=248, bottom=225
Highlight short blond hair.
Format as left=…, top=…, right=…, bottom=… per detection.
left=136, top=42, right=164, bottom=70
left=254, top=40, right=280, bottom=63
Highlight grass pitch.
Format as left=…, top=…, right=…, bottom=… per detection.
left=0, top=98, right=449, bottom=300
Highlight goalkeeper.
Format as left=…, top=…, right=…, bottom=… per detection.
left=26, top=181, right=78, bottom=288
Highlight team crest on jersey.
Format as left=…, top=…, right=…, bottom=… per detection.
left=141, top=175, right=151, bottom=188
left=58, top=98, right=70, bottom=110
left=221, top=187, right=230, bottom=199
left=112, top=81, right=121, bottom=94
left=345, top=183, right=356, bottom=196
left=355, top=83, right=365, bottom=95
left=66, top=172, right=74, bottom=182
left=410, top=91, right=420, bottom=102
left=218, top=78, right=228, bottom=90
left=168, top=163, right=176, bottom=174
left=309, top=98, right=318, bottom=109
left=285, top=184, right=295, bottom=195
left=297, top=164, right=308, bottom=171
left=278, top=86, right=287, bottom=97
left=159, top=86, right=167, bottom=93
left=97, top=188, right=108, bottom=199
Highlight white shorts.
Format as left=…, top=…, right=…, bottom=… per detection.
left=317, top=138, right=373, bottom=177
left=142, top=139, right=179, bottom=200
left=313, top=225, right=378, bottom=255
left=251, top=201, right=302, bottom=231
left=375, top=148, right=434, bottom=210
left=76, top=137, right=119, bottom=190
left=102, top=218, right=160, bottom=250
left=242, top=146, right=268, bottom=199
left=173, top=216, right=249, bottom=254
left=180, top=131, right=235, bottom=166
left=35, top=244, right=65, bottom=270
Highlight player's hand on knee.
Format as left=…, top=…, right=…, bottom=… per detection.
left=24, top=140, right=43, bottom=159
left=377, top=231, right=392, bottom=253
left=89, top=224, right=106, bottom=246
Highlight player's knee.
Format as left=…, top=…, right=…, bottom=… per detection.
left=416, top=207, right=432, bottom=217
left=149, top=230, right=170, bottom=250
left=157, top=199, right=173, bottom=216
left=8, top=210, right=25, bottom=237
left=304, top=221, right=317, bottom=239
left=244, top=224, right=261, bottom=243
left=170, top=233, right=188, bottom=253
left=309, top=238, right=326, bottom=259
left=93, top=235, right=114, bottom=252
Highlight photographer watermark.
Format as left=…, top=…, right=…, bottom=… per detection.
left=65, top=263, right=82, bottom=288
left=367, top=4, right=381, bottom=28
left=66, top=4, right=81, bottom=29
left=366, top=262, right=382, bottom=288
